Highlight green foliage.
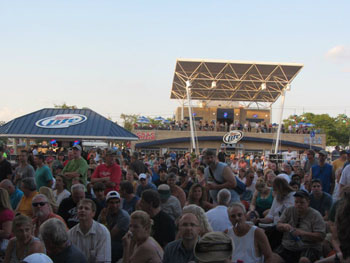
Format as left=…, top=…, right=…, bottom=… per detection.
left=120, top=114, right=139, bottom=132
left=54, top=103, right=77, bottom=109
left=283, top=113, right=350, bottom=146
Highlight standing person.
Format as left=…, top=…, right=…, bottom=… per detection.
left=203, top=150, right=238, bottom=203
left=14, top=150, right=35, bottom=187
left=311, top=150, right=333, bottom=194
left=217, top=148, right=226, bottom=163
left=303, top=150, right=318, bottom=174
left=68, top=199, right=111, bottom=263
left=332, top=150, right=347, bottom=175
left=0, top=146, right=12, bottom=182
left=3, top=215, right=45, bottom=263
left=331, top=146, right=340, bottom=162
left=98, top=191, right=130, bottom=263
left=62, top=145, right=88, bottom=190
left=91, top=149, right=122, bottom=194
left=40, top=218, right=87, bottom=263
left=122, top=210, right=163, bottom=263
left=0, top=179, right=23, bottom=210
left=153, top=167, right=167, bottom=187
left=162, top=213, right=200, bottom=263
left=139, top=189, right=176, bottom=248
left=227, top=202, right=274, bottom=263
left=34, top=154, right=54, bottom=190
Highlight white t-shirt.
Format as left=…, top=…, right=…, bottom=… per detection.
left=206, top=206, right=232, bottom=232
left=340, top=165, right=350, bottom=187
left=267, top=191, right=295, bottom=224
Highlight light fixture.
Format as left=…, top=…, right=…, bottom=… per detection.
left=186, top=80, right=192, bottom=87
left=261, top=83, right=266, bottom=90
left=211, top=81, right=217, bottom=88
left=285, top=84, right=291, bottom=91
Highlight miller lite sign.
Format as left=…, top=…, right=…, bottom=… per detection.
left=35, top=114, right=87, bottom=129
left=223, top=130, right=244, bottom=144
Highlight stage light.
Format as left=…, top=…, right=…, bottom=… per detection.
left=261, top=83, right=267, bottom=90
left=211, top=81, right=217, bottom=88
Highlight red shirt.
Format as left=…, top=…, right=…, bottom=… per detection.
left=92, top=163, right=122, bottom=193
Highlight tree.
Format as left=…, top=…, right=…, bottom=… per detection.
left=283, top=112, right=350, bottom=146
left=120, top=114, right=139, bottom=132
left=54, top=103, right=77, bottom=109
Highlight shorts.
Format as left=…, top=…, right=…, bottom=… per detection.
left=275, top=245, right=322, bottom=263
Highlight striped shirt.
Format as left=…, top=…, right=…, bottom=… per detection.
left=68, top=220, right=111, bottom=263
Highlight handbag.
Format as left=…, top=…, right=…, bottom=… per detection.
left=208, top=167, right=246, bottom=195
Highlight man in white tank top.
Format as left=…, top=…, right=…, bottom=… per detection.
left=227, top=202, right=275, bottom=263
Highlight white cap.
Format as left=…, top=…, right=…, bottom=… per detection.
left=22, top=253, right=53, bottom=263
left=106, top=191, right=120, bottom=201
left=139, top=173, right=147, bottom=180
left=277, top=173, right=291, bottom=183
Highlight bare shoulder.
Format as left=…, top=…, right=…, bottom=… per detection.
left=254, top=227, right=268, bottom=241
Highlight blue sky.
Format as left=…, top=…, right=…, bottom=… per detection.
left=1, top=0, right=349, bottom=123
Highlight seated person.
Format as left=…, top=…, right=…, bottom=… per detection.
left=309, top=179, right=332, bottom=219
left=276, top=190, right=326, bottom=263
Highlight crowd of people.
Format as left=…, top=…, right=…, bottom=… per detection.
left=0, top=144, right=349, bottom=263
left=134, top=119, right=319, bottom=135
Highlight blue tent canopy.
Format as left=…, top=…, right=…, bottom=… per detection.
left=0, top=108, right=138, bottom=141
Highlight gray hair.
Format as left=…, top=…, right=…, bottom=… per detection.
left=39, top=218, right=68, bottom=246
left=32, top=194, right=49, bottom=203
left=217, top=189, right=231, bottom=206
left=228, top=202, right=246, bottom=214
left=71, top=183, right=85, bottom=193
left=183, top=204, right=213, bottom=234
left=22, top=178, right=37, bottom=191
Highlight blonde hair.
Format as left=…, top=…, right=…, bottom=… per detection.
left=39, top=186, right=58, bottom=212
left=0, top=188, right=12, bottom=211
left=182, top=204, right=212, bottom=235
left=131, top=210, right=153, bottom=232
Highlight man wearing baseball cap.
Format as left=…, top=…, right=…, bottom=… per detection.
left=98, top=191, right=130, bottom=262
left=62, top=145, right=88, bottom=191
left=136, top=173, right=157, bottom=197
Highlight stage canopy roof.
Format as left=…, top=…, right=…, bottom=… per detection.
left=0, top=108, right=138, bottom=141
left=171, top=59, right=303, bottom=103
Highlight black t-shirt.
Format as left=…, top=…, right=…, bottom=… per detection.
left=153, top=179, right=167, bottom=187
left=217, top=152, right=226, bottom=163
left=58, top=196, right=101, bottom=229
left=0, top=159, right=12, bottom=181
left=152, top=210, right=176, bottom=248
left=52, top=243, right=87, bottom=263
left=58, top=197, right=79, bottom=229
left=130, top=160, right=146, bottom=175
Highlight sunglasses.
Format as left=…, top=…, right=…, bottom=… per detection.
left=32, top=202, right=47, bottom=207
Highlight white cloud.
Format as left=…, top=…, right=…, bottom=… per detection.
left=0, top=107, right=26, bottom=123
left=325, top=45, right=350, bottom=61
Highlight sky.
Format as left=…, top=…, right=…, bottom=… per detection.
left=1, top=0, right=350, bottom=124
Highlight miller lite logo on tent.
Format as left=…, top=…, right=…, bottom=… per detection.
left=223, top=130, right=244, bottom=144
left=35, top=114, right=87, bottom=129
